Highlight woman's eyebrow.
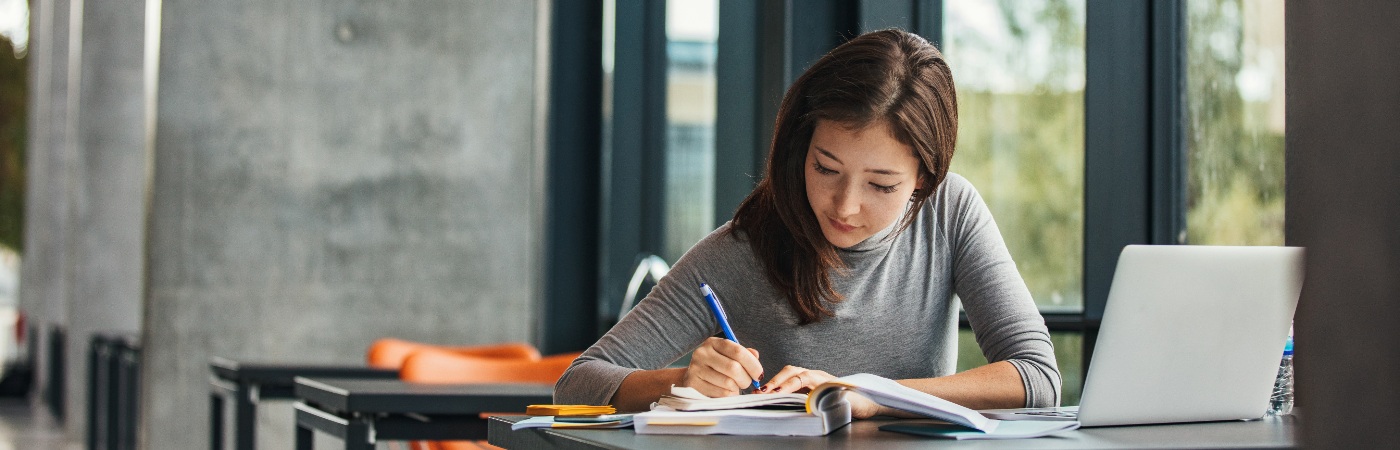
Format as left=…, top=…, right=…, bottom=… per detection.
left=815, top=147, right=843, bottom=164
left=816, top=147, right=902, bottom=175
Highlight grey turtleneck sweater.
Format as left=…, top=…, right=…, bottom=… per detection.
left=554, top=173, right=1062, bottom=408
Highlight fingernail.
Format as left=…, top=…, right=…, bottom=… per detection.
left=757, top=385, right=767, bottom=392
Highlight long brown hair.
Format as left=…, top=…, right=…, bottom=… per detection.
left=729, top=29, right=959, bottom=324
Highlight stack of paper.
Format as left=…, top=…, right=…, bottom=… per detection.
left=525, top=404, right=617, bottom=416
left=635, top=385, right=852, bottom=436
left=635, top=406, right=845, bottom=436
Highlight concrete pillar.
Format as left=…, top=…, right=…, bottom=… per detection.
left=141, top=1, right=546, bottom=449
left=20, top=0, right=74, bottom=417
left=1287, top=0, right=1400, bottom=446
left=64, top=0, right=148, bottom=440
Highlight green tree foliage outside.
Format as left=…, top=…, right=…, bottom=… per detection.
left=945, top=0, right=1284, bottom=407
left=949, top=0, right=1286, bottom=304
left=0, top=35, right=23, bottom=253
left=1186, top=0, right=1285, bottom=246
left=945, top=0, right=1086, bottom=312
left=944, top=0, right=1086, bottom=405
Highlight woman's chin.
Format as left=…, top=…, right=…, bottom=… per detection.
left=823, top=231, right=867, bottom=249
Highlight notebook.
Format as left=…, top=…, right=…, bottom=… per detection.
left=635, top=373, right=1078, bottom=438
left=980, top=245, right=1304, bottom=427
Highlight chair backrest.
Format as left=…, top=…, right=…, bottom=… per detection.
left=619, top=254, right=670, bottom=320
left=385, top=342, right=568, bottom=450
left=399, top=347, right=582, bottom=385
left=365, top=338, right=541, bottom=369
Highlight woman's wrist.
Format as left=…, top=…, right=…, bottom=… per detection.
left=612, top=367, right=686, bottom=412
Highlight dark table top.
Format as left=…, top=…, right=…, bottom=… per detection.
left=209, top=357, right=399, bottom=384
left=488, top=414, right=1297, bottom=450
left=294, top=377, right=555, bottom=415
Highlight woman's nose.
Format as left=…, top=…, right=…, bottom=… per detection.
left=832, top=184, right=861, bottom=217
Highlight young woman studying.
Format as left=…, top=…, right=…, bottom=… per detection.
left=555, top=29, right=1061, bottom=418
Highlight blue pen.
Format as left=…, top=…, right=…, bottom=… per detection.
left=699, top=282, right=762, bottom=390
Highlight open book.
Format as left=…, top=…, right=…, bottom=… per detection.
left=634, top=373, right=1079, bottom=438
left=657, top=386, right=807, bottom=411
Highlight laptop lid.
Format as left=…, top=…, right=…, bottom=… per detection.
left=1076, top=245, right=1303, bottom=427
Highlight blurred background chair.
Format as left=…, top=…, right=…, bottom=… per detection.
left=617, top=254, right=670, bottom=321
left=400, top=346, right=579, bottom=385
left=398, top=346, right=583, bottom=450
left=366, top=338, right=541, bottom=369
left=369, top=339, right=548, bottom=450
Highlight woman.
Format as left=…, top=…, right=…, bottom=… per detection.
left=555, top=29, right=1060, bottom=418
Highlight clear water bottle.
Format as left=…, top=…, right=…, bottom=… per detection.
left=1267, top=334, right=1294, bottom=416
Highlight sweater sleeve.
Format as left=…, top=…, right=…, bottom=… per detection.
left=552, top=227, right=737, bottom=406
left=941, top=175, right=1063, bottom=407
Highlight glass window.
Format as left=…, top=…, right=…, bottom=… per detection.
left=942, top=0, right=1086, bottom=314
left=662, top=0, right=719, bottom=262
left=1185, top=0, right=1285, bottom=245
left=944, top=0, right=1086, bottom=405
left=959, top=329, right=1083, bottom=406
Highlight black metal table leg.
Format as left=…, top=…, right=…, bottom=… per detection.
left=234, top=383, right=256, bottom=450
left=210, top=390, right=225, bottom=450
left=294, top=422, right=313, bottom=450
left=344, top=417, right=374, bottom=450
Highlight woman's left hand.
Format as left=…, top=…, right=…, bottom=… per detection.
left=760, top=365, right=884, bottom=419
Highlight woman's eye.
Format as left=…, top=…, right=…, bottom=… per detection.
left=812, top=162, right=838, bottom=175
left=871, top=183, right=898, bottom=194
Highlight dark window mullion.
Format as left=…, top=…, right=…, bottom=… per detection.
left=714, top=0, right=858, bottom=227
left=914, top=0, right=942, bottom=46
left=960, top=312, right=1093, bottom=333
left=542, top=0, right=603, bottom=354
left=599, top=0, right=668, bottom=337
left=715, top=0, right=763, bottom=227
left=1084, top=0, right=1185, bottom=374
left=855, top=0, right=942, bottom=41
left=1152, top=0, right=1187, bottom=246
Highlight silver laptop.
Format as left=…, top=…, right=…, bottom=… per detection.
left=981, top=245, right=1304, bottom=427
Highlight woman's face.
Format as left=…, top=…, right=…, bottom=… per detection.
left=804, top=119, right=923, bottom=249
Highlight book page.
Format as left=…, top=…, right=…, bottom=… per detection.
left=808, top=373, right=995, bottom=432
left=659, top=385, right=807, bottom=411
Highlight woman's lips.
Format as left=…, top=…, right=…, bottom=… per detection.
left=828, top=218, right=856, bottom=233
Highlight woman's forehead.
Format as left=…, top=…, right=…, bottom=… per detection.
left=808, top=120, right=920, bottom=171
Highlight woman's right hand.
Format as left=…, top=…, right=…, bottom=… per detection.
left=682, top=337, right=764, bottom=398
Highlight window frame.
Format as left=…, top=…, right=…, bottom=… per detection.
left=540, top=0, right=605, bottom=354
left=546, top=0, right=1194, bottom=380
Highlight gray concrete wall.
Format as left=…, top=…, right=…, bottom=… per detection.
left=142, top=1, right=545, bottom=449
left=63, top=0, right=149, bottom=439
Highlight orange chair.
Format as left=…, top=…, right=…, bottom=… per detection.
left=399, top=347, right=584, bottom=450
left=366, top=338, right=542, bottom=369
